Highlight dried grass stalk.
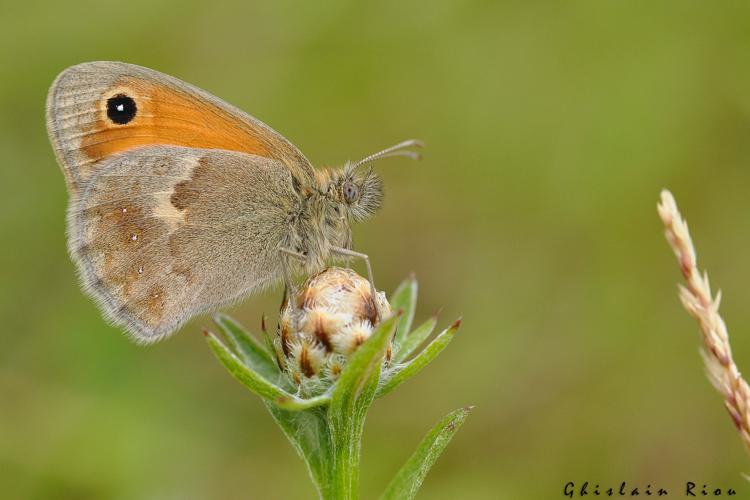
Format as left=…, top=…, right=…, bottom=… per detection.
left=658, top=189, right=750, bottom=453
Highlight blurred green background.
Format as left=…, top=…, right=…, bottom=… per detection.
left=4, top=1, right=750, bottom=498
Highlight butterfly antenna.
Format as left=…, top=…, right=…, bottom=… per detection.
left=351, top=139, right=424, bottom=171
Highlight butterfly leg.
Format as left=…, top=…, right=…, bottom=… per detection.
left=330, top=246, right=377, bottom=298
left=330, top=247, right=387, bottom=321
left=279, top=248, right=307, bottom=297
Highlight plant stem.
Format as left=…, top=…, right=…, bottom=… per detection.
left=327, top=406, right=366, bottom=499
left=268, top=404, right=367, bottom=500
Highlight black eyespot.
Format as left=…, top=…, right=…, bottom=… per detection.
left=343, top=182, right=359, bottom=203
left=106, top=94, right=137, bottom=124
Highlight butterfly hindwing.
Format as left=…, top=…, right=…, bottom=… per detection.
left=69, top=145, right=295, bottom=342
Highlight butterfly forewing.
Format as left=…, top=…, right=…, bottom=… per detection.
left=46, top=61, right=314, bottom=194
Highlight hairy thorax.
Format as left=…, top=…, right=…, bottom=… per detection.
left=286, top=190, right=352, bottom=274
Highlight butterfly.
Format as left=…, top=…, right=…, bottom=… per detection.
left=46, top=61, right=421, bottom=343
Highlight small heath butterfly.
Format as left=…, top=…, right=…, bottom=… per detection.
left=46, top=61, right=421, bottom=343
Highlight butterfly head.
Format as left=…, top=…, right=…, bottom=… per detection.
left=332, top=164, right=384, bottom=222
left=324, top=139, right=423, bottom=223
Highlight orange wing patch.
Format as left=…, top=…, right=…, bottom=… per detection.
left=81, top=79, right=270, bottom=167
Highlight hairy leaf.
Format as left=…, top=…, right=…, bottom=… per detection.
left=380, top=406, right=473, bottom=500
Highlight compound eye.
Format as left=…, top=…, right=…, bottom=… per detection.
left=343, top=182, right=360, bottom=203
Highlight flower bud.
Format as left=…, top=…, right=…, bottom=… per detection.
left=275, top=267, right=391, bottom=385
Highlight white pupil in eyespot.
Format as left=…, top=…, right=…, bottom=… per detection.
left=116, top=104, right=125, bottom=112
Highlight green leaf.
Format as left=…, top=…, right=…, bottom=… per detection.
left=392, top=314, right=438, bottom=364
left=265, top=404, right=332, bottom=497
left=330, top=312, right=400, bottom=414
left=390, top=276, right=418, bottom=348
left=377, top=319, right=460, bottom=398
left=380, top=406, right=473, bottom=500
left=206, top=332, right=329, bottom=411
left=213, top=313, right=279, bottom=380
